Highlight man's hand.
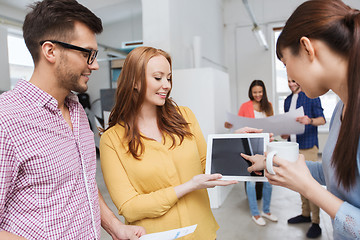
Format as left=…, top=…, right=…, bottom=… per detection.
left=296, top=115, right=311, bottom=125
left=99, top=190, right=145, bottom=240
left=108, top=222, right=146, bottom=240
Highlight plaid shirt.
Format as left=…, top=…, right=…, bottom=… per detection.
left=284, top=91, right=325, bottom=149
left=0, top=80, right=100, bottom=239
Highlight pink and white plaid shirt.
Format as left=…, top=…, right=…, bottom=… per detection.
left=0, top=80, right=100, bottom=239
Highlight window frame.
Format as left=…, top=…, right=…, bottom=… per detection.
left=7, top=28, right=34, bottom=89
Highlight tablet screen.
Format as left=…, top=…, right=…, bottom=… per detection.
left=206, top=133, right=269, bottom=181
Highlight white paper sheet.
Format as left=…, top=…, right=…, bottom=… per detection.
left=226, top=107, right=305, bottom=136
left=139, top=224, right=197, bottom=240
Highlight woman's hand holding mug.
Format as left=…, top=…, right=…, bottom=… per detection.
left=242, top=141, right=314, bottom=194
left=266, top=142, right=299, bottom=174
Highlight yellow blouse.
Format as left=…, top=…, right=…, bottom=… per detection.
left=100, top=106, right=218, bottom=240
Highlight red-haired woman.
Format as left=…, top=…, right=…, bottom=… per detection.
left=100, top=46, right=236, bottom=239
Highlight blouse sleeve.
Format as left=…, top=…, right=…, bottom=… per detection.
left=306, top=161, right=326, bottom=185
left=311, top=97, right=325, bottom=119
left=181, top=107, right=207, bottom=173
left=333, top=202, right=360, bottom=239
left=333, top=140, right=360, bottom=238
left=100, top=133, right=179, bottom=223
left=238, top=103, right=247, bottom=117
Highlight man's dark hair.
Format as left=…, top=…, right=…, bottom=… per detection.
left=23, top=0, right=103, bottom=64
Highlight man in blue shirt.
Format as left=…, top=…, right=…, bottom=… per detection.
left=282, top=77, right=326, bottom=238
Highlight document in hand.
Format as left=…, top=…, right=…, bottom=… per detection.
left=226, top=107, right=305, bottom=136
left=139, top=224, right=197, bottom=240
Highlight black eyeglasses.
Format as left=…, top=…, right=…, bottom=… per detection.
left=39, top=40, right=98, bottom=65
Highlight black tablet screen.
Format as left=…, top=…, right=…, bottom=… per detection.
left=211, top=137, right=264, bottom=176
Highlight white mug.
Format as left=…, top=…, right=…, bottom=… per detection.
left=266, top=142, right=299, bottom=175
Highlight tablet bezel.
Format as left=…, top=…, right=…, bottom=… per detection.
left=205, top=133, right=269, bottom=182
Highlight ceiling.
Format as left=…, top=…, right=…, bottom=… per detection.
left=0, top=0, right=142, bottom=25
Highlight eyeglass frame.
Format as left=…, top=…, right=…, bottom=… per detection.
left=39, top=40, right=98, bottom=65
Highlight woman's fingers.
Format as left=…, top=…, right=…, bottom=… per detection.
left=234, top=127, right=263, bottom=134
left=242, top=153, right=266, bottom=173
left=208, top=180, right=238, bottom=187
left=224, top=122, right=233, bottom=129
left=194, top=174, right=237, bottom=189
left=240, top=153, right=251, bottom=161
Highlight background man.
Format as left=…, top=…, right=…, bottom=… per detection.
left=282, top=77, right=326, bottom=239
left=0, top=0, right=145, bottom=239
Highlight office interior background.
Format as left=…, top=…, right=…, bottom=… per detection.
left=1, top=0, right=360, bottom=239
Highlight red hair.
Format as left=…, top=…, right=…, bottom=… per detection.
left=105, top=47, right=192, bottom=159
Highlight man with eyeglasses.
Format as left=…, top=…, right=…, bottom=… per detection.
left=0, top=0, right=145, bottom=239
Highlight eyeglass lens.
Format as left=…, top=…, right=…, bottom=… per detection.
left=88, top=50, right=98, bottom=65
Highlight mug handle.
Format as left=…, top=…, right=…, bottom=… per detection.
left=266, top=151, right=277, bottom=175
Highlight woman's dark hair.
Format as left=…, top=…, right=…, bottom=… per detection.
left=248, top=80, right=273, bottom=116
left=105, top=46, right=192, bottom=159
left=23, top=0, right=103, bottom=64
left=276, top=0, right=360, bottom=190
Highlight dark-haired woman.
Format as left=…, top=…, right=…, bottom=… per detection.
left=238, top=80, right=277, bottom=226
left=243, top=0, right=360, bottom=239
left=99, top=46, right=236, bottom=239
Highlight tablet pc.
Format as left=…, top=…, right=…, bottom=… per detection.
left=205, top=133, right=269, bottom=181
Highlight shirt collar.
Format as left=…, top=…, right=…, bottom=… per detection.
left=14, top=79, right=79, bottom=112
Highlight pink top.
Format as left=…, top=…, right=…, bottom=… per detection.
left=238, top=100, right=255, bottom=118
left=0, top=80, right=100, bottom=239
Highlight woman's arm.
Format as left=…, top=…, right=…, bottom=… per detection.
left=244, top=153, right=343, bottom=218
left=176, top=107, right=237, bottom=198
left=174, top=174, right=237, bottom=198
left=101, top=138, right=236, bottom=222
left=265, top=155, right=360, bottom=239
left=244, top=146, right=360, bottom=238
left=182, top=107, right=207, bottom=172
left=265, top=155, right=343, bottom=219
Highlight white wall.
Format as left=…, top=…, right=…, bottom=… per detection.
left=223, top=0, right=306, bottom=112
left=96, top=13, right=142, bottom=49
left=169, top=0, right=225, bottom=71
left=86, top=14, right=143, bottom=104
left=142, top=0, right=171, bottom=52
left=142, top=0, right=226, bottom=71
left=171, top=68, right=231, bottom=138
left=223, top=0, right=360, bottom=112
left=223, top=0, right=360, bottom=152
left=171, top=67, right=233, bottom=208
left=0, top=3, right=25, bottom=22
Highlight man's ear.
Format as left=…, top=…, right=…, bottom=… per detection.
left=40, top=42, right=56, bottom=64
left=300, top=36, right=315, bottom=61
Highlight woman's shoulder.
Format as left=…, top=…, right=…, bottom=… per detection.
left=241, top=100, right=253, bottom=107
left=101, top=123, right=126, bottom=141
left=177, top=106, right=196, bottom=121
